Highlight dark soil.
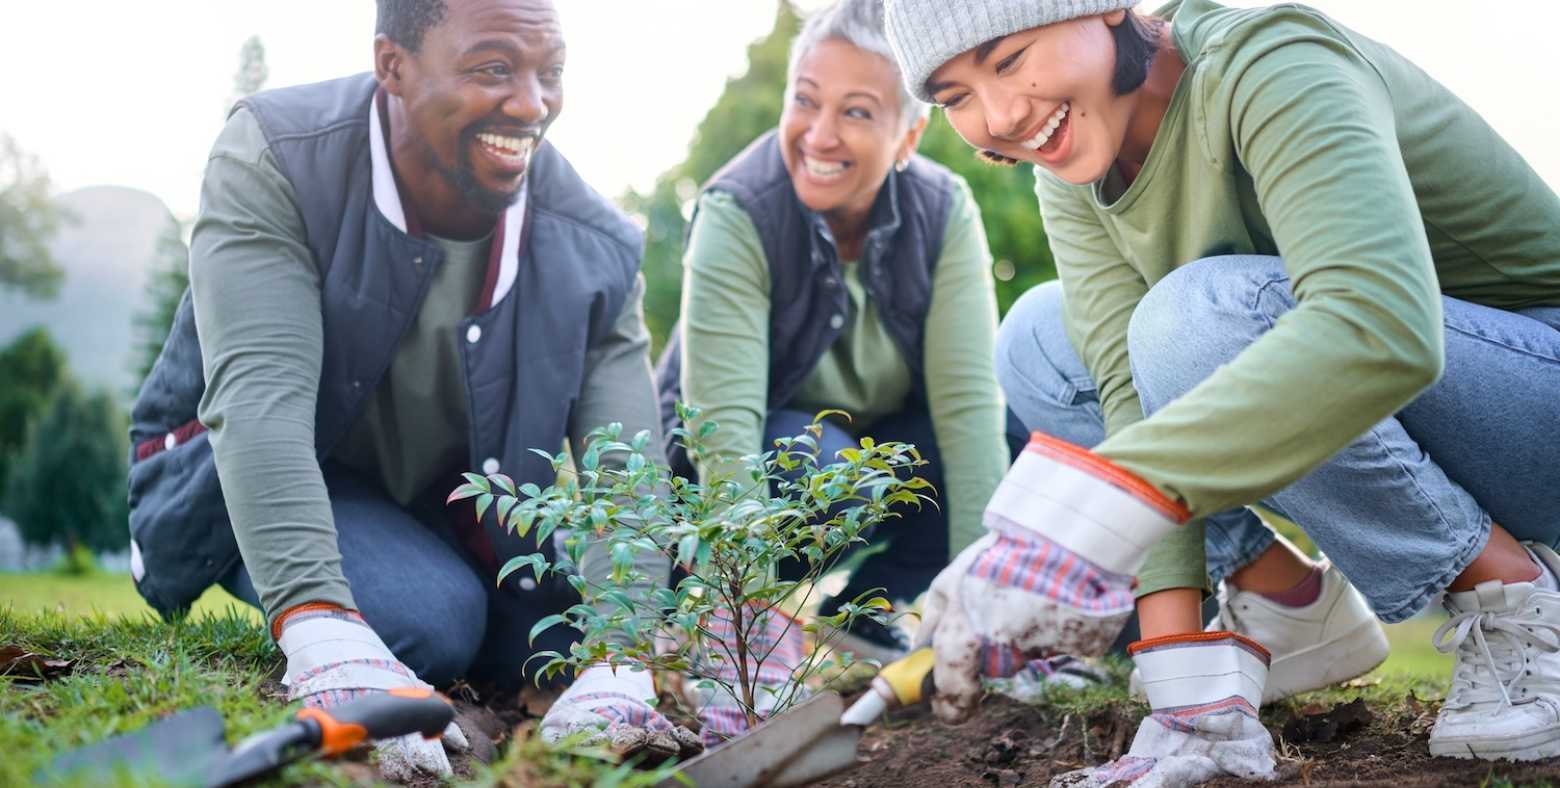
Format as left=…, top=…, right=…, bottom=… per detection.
left=813, top=694, right=1560, bottom=788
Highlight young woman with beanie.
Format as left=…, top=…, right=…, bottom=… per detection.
left=881, top=0, right=1560, bottom=783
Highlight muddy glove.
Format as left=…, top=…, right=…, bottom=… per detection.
left=1054, top=632, right=1276, bottom=788
left=686, top=606, right=809, bottom=746
left=278, top=605, right=469, bottom=782
left=917, top=433, right=1189, bottom=722
left=541, top=664, right=702, bottom=760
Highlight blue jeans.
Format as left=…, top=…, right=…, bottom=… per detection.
left=997, top=256, right=1560, bottom=623
left=222, top=465, right=561, bottom=687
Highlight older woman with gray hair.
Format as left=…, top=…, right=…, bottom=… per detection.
left=647, top=0, right=1014, bottom=738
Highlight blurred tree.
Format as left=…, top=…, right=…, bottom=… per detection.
left=0, top=134, right=69, bottom=299
left=622, top=2, right=1055, bottom=351
left=0, top=327, right=67, bottom=495
left=230, top=35, right=270, bottom=110
left=130, top=220, right=190, bottom=387
left=4, top=380, right=130, bottom=554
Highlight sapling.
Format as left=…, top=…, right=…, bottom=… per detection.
left=448, top=404, right=934, bottom=734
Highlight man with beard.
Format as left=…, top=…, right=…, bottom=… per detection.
left=127, top=0, right=682, bottom=777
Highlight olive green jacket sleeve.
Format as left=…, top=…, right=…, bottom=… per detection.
left=191, top=109, right=354, bottom=627
left=570, top=273, right=672, bottom=618
left=679, top=192, right=774, bottom=485
left=923, top=178, right=1010, bottom=553
left=1053, top=40, right=1444, bottom=519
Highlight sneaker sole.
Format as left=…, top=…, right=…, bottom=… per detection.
left=1430, top=725, right=1560, bottom=761
left=1262, top=618, right=1390, bottom=702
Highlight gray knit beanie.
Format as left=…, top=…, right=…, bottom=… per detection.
left=884, top=0, right=1140, bottom=102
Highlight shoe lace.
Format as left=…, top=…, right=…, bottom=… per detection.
left=1433, top=601, right=1560, bottom=708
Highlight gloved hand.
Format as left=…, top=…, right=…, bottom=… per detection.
left=1053, top=632, right=1277, bottom=788
left=277, top=605, right=469, bottom=782
left=918, top=433, right=1189, bottom=722
left=540, top=663, right=703, bottom=760
left=685, top=606, right=808, bottom=746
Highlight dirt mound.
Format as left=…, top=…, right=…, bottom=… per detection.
left=815, top=695, right=1560, bottom=788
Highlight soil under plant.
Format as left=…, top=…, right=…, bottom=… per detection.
left=812, top=694, right=1560, bottom=788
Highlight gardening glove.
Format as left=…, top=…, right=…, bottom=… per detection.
left=1053, top=632, right=1277, bottom=788
left=917, top=433, right=1189, bottom=723
left=541, top=664, right=703, bottom=760
left=686, top=606, right=809, bottom=746
left=277, top=605, right=469, bottom=782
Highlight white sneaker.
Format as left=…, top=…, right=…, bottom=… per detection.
left=1130, top=563, right=1388, bottom=703
left=1428, top=543, right=1560, bottom=761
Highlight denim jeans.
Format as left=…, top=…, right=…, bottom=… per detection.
left=222, top=464, right=561, bottom=688
left=997, top=256, right=1560, bottom=623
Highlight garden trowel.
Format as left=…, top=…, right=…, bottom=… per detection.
left=38, top=687, right=455, bottom=786
left=659, top=691, right=862, bottom=788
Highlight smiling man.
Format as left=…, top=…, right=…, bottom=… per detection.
left=126, top=0, right=672, bottom=778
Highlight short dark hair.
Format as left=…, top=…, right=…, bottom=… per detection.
left=1110, top=11, right=1163, bottom=95
left=976, top=11, right=1164, bottom=168
left=377, top=0, right=448, bottom=53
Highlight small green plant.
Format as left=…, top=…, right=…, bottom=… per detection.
left=449, top=404, right=934, bottom=732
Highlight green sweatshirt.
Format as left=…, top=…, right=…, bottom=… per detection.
left=1036, top=0, right=1560, bottom=594
left=680, top=178, right=1009, bottom=554
left=190, top=108, right=664, bottom=627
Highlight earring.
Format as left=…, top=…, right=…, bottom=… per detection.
left=895, top=159, right=910, bottom=173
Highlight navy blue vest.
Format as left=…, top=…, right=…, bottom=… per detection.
left=128, top=74, right=641, bottom=646
left=656, top=130, right=955, bottom=466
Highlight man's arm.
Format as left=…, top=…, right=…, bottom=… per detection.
left=568, top=273, right=671, bottom=620
left=191, top=108, right=354, bottom=630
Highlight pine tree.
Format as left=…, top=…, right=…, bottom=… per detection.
left=4, top=380, right=130, bottom=555
left=0, top=135, right=69, bottom=300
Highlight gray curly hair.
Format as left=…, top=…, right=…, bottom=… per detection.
left=788, top=0, right=932, bottom=133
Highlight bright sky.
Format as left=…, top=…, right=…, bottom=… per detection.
left=2, top=1, right=1557, bottom=219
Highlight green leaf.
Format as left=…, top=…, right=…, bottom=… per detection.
left=520, top=482, right=542, bottom=498
left=496, top=495, right=518, bottom=525
left=475, top=493, right=495, bottom=522
left=529, top=614, right=567, bottom=646
left=461, top=472, right=492, bottom=491
left=490, top=473, right=517, bottom=496
left=676, top=534, right=699, bottom=568
left=445, top=483, right=485, bottom=504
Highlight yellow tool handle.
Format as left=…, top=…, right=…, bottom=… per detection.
left=878, top=647, right=936, bottom=706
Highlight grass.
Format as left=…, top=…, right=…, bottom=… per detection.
left=0, top=570, right=260, bottom=623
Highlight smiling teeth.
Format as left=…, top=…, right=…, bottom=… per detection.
left=804, top=157, right=847, bottom=178
left=1020, top=102, right=1070, bottom=151
left=478, top=133, right=534, bottom=158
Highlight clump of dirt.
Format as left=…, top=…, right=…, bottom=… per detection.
left=815, top=695, right=1560, bottom=788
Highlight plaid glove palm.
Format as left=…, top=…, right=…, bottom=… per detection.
left=918, top=434, right=1189, bottom=722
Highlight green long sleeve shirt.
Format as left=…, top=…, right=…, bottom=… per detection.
left=1039, top=0, right=1560, bottom=595
left=680, top=179, right=1009, bottom=554
left=190, top=108, right=664, bottom=628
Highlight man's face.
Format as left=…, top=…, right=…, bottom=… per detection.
left=391, top=0, right=564, bottom=216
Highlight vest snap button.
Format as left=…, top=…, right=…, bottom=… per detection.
left=466, top=325, right=483, bottom=344
left=482, top=457, right=500, bottom=475
left=413, top=256, right=424, bottom=266
left=164, top=433, right=178, bottom=451
left=829, top=313, right=845, bottom=330
left=824, top=276, right=837, bottom=288
left=518, top=577, right=538, bottom=591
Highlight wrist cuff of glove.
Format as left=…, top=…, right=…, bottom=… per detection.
left=984, top=433, right=1190, bottom=576
left=1128, top=632, right=1270, bottom=712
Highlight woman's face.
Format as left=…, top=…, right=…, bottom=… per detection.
left=780, top=38, right=920, bottom=221
left=927, top=12, right=1133, bottom=185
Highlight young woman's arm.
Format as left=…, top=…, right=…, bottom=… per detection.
left=1096, top=37, right=1443, bottom=517
left=679, top=191, right=774, bottom=483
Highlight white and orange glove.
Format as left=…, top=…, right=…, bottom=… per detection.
left=1054, top=633, right=1277, bottom=787
left=685, top=606, right=809, bottom=746
left=917, top=433, right=1189, bottom=722
left=541, top=664, right=702, bottom=759
left=277, top=606, right=468, bottom=782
